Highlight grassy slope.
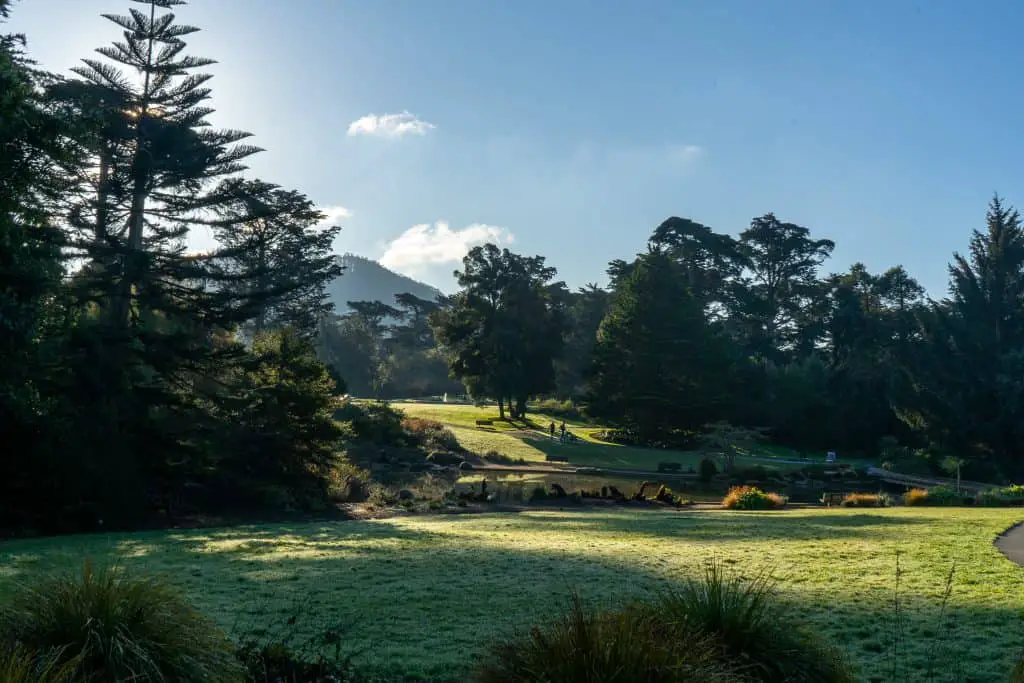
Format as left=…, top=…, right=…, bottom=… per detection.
left=392, top=401, right=838, bottom=472
left=2, top=508, right=1021, bottom=681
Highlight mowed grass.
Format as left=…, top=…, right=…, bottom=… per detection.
left=391, top=401, right=835, bottom=472
left=2, top=508, right=1022, bottom=681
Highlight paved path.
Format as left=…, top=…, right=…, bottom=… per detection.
left=996, top=522, right=1024, bottom=566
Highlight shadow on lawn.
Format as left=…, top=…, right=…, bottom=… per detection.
left=154, top=518, right=1024, bottom=681
left=2, top=512, right=1023, bottom=682
left=495, top=509, right=933, bottom=543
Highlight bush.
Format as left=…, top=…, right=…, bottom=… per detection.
left=475, top=563, right=855, bottom=683
left=402, top=417, right=460, bottom=452
left=0, top=561, right=243, bottom=683
left=326, top=460, right=372, bottom=502
left=976, top=485, right=1024, bottom=507
left=534, top=398, right=584, bottom=421
left=655, top=561, right=855, bottom=683
left=699, top=457, right=718, bottom=482
left=473, top=594, right=730, bottom=683
left=840, top=493, right=889, bottom=508
left=903, top=486, right=967, bottom=506
left=483, top=450, right=525, bottom=465
left=334, top=401, right=407, bottom=445
left=902, top=488, right=930, bottom=506
left=722, top=486, right=787, bottom=510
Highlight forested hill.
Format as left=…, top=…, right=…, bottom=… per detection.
left=327, top=254, right=444, bottom=312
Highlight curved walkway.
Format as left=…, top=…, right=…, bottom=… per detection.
left=996, top=522, right=1024, bottom=565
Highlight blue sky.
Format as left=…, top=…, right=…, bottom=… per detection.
left=9, top=0, right=1024, bottom=294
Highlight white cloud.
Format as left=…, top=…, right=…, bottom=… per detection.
left=316, top=205, right=352, bottom=229
left=346, top=111, right=436, bottom=138
left=669, top=144, right=704, bottom=164
left=379, top=222, right=514, bottom=275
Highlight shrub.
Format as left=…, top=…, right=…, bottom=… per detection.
left=483, top=450, right=525, bottom=465
left=699, top=457, right=718, bottom=482
left=902, top=488, right=930, bottom=506
left=927, top=485, right=967, bottom=505
left=334, top=401, right=407, bottom=446
left=473, top=593, right=730, bottom=683
left=402, top=417, right=460, bottom=452
left=722, top=486, right=787, bottom=510
left=534, top=398, right=584, bottom=421
left=326, top=460, right=371, bottom=502
left=904, top=486, right=967, bottom=506
left=655, top=561, right=855, bottom=683
left=976, top=484, right=1024, bottom=507
left=476, top=563, right=855, bottom=683
left=840, top=493, right=889, bottom=508
left=0, top=561, right=243, bottom=683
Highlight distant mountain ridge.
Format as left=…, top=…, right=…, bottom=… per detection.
left=326, top=254, right=444, bottom=315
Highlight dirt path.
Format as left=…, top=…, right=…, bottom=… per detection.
left=996, top=522, right=1024, bottom=566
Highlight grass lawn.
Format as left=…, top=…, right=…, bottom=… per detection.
left=391, top=401, right=854, bottom=472
left=2, top=508, right=1022, bottom=681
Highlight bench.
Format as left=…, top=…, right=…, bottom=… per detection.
left=475, top=419, right=494, bottom=426
left=657, top=462, right=682, bottom=473
left=821, top=492, right=845, bottom=507
left=546, top=455, right=569, bottom=463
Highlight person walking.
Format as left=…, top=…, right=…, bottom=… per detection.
left=549, top=422, right=556, bottom=439
left=559, top=421, right=567, bottom=442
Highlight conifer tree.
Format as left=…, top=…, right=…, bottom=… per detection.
left=66, top=0, right=262, bottom=329
left=211, top=178, right=343, bottom=338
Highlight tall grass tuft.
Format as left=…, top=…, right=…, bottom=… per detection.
left=656, top=561, right=855, bottom=683
left=0, top=560, right=244, bottom=683
left=474, top=593, right=733, bottom=683
left=0, top=646, right=76, bottom=683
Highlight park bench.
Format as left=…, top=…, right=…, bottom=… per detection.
left=546, top=455, right=569, bottom=463
left=821, top=492, right=845, bottom=507
left=475, top=419, right=494, bottom=426
left=657, top=461, right=682, bottom=473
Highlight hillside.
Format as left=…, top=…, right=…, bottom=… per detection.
left=327, top=254, right=444, bottom=314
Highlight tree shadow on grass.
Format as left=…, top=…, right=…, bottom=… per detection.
left=490, top=508, right=934, bottom=543
left=2, top=512, right=1021, bottom=682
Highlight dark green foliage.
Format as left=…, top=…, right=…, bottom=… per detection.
left=587, top=248, right=732, bottom=445
left=0, top=561, right=243, bottom=683
left=334, top=400, right=408, bottom=445
left=897, top=196, right=1024, bottom=479
left=0, top=1, right=354, bottom=533
left=432, top=244, right=566, bottom=418
left=211, top=178, right=343, bottom=338
left=474, top=593, right=733, bottom=683
left=214, top=329, right=342, bottom=510
left=552, top=284, right=611, bottom=399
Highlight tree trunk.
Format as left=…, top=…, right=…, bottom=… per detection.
left=498, top=397, right=505, bottom=420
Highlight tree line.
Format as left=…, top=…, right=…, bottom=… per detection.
left=1, top=0, right=344, bottom=533
left=321, top=204, right=1024, bottom=483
